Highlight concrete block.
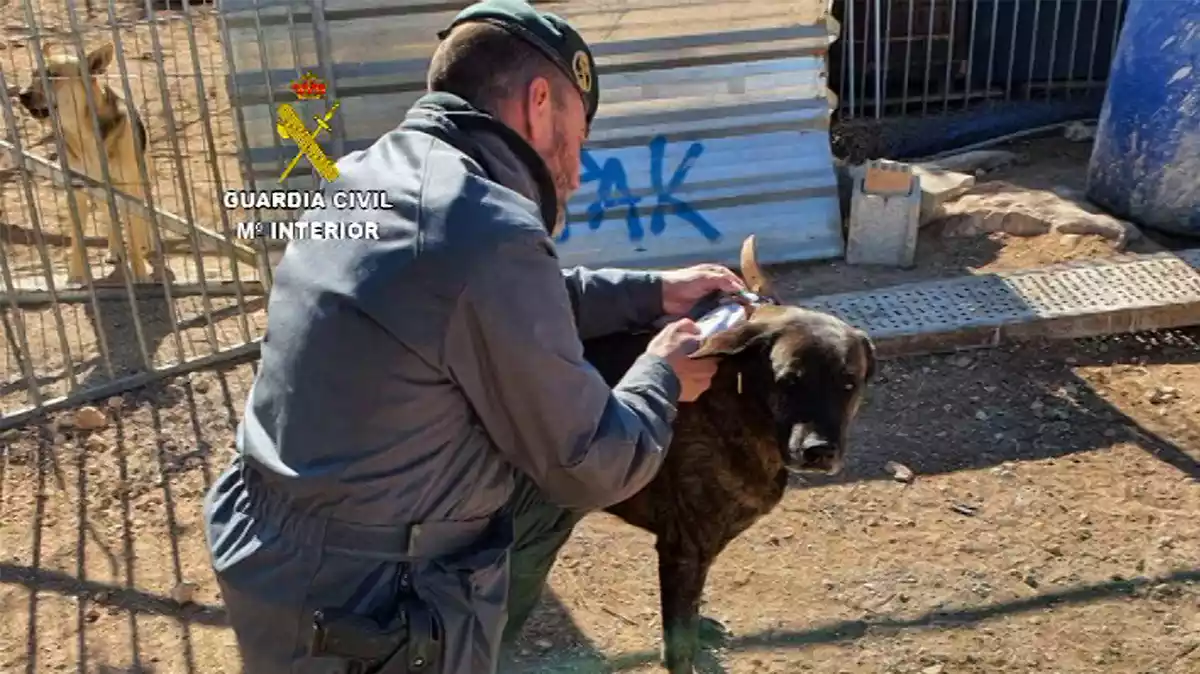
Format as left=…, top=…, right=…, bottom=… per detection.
left=1063, top=121, right=1096, bottom=142
left=844, top=161, right=976, bottom=227
left=845, top=160, right=921, bottom=268
left=911, top=165, right=975, bottom=225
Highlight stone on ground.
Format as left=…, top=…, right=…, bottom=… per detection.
left=932, top=181, right=1141, bottom=247
left=917, top=149, right=1022, bottom=174
left=912, top=165, right=976, bottom=225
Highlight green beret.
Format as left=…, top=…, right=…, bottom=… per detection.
left=438, top=0, right=599, bottom=126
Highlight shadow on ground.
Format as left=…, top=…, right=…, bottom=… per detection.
left=505, top=568, right=1200, bottom=673
left=1, top=325, right=1197, bottom=672
left=0, top=356, right=252, bottom=673
left=798, top=328, right=1200, bottom=491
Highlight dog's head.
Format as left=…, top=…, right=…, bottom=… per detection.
left=689, top=236, right=876, bottom=476
left=18, top=42, right=115, bottom=119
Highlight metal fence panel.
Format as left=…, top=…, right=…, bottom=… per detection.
left=218, top=0, right=846, bottom=269
left=831, top=0, right=1129, bottom=118
left=1, top=0, right=265, bottom=427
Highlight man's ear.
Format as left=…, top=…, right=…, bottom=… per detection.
left=690, top=320, right=768, bottom=359
left=524, top=75, right=554, bottom=148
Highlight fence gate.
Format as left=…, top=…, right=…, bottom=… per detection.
left=827, top=0, right=1131, bottom=160
left=0, top=0, right=268, bottom=429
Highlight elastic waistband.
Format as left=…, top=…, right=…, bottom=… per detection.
left=238, top=461, right=499, bottom=562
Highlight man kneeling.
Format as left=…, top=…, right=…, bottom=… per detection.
left=203, top=1, right=745, bottom=673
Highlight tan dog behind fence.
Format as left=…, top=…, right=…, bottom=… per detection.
left=17, top=41, right=158, bottom=285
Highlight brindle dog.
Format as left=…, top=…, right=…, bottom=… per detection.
left=584, top=236, right=877, bottom=674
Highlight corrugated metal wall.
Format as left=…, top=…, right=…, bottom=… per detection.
left=217, top=0, right=845, bottom=269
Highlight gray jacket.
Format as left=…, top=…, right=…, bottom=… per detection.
left=204, top=92, right=680, bottom=674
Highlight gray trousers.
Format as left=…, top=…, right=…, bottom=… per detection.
left=208, top=464, right=583, bottom=674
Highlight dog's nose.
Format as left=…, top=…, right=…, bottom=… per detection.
left=788, top=426, right=829, bottom=454
left=787, top=425, right=843, bottom=472
left=17, top=90, right=31, bottom=104
left=787, top=425, right=810, bottom=453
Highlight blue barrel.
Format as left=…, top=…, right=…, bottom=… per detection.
left=1086, top=0, right=1200, bottom=238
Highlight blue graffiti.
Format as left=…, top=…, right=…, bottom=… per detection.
left=558, top=135, right=719, bottom=244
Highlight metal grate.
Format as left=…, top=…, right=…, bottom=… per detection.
left=800, top=250, right=1200, bottom=346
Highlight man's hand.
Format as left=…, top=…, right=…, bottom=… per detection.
left=660, top=264, right=745, bottom=317
left=646, top=318, right=719, bottom=403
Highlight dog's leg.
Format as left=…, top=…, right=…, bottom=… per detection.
left=656, top=542, right=714, bottom=674
left=125, top=205, right=153, bottom=283
left=66, top=191, right=94, bottom=284
left=100, top=199, right=124, bottom=267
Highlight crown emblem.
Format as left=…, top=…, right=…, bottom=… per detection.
left=290, top=72, right=327, bottom=100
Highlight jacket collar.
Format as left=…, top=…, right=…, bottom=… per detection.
left=400, top=92, right=559, bottom=232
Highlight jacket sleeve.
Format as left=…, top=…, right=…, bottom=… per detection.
left=444, top=236, right=680, bottom=511
left=562, top=266, right=665, bottom=340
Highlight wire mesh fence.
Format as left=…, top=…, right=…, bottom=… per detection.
left=0, top=0, right=267, bottom=428
left=831, top=0, right=1129, bottom=118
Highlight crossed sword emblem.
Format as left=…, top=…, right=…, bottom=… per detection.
left=275, top=101, right=341, bottom=184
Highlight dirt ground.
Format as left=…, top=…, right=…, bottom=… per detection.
left=2, top=124, right=1199, bottom=673
left=1, top=318, right=1197, bottom=674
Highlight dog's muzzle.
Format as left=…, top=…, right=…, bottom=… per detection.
left=17, top=90, right=49, bottom=118
left=786, top=425, right=843, bottom=475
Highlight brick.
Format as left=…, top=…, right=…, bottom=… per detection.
left=846, top=160, right=921, bottom=268
left=863, top=162, right=915, bottom=196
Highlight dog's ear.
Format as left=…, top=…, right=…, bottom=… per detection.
left=86, top=42, right=115, bottom=75
left=739, top=234, right=777, bottom=300
left=689, top=320, right=768, bottom=359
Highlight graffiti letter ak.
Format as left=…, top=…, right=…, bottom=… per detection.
left=558, top=135, right=720, bottom=243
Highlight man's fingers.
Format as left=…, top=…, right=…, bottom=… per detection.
left=718, top=274, right=746, bottom=292
left=697, top=264, right=746, bottom=291
left=671, top=317, right=701, bottom=334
